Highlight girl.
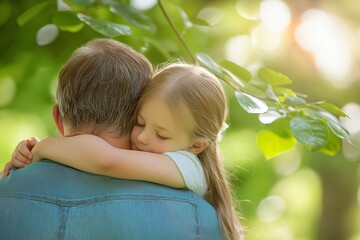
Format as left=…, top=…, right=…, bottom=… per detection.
left=8, top=63, right=244, bottom=240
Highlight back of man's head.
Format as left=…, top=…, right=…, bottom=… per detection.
left=57, top=38, right=153, bottom=137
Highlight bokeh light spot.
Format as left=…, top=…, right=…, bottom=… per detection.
left=295, top=8, right=353, bottom=88
left=341, top=102, right=360, bottom=135
left=236, top=0, right=259, bottom=20
left=257, top=195, right=286, bottom=222
left=197, top=6, right=222, bottom=26
left=130, top=0, right=157, bottom=11
left=0, top=76, right=16, bottom=107
left=259, top=0, right=291, bottom=32
left=36, top=24, right=59, bottom=46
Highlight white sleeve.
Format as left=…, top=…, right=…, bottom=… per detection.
left=163, top=150, right=208, bottom=196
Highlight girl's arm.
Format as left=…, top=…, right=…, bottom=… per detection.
left=32, top=135, right=185, bottom=188
left=3, top=137, right=39, bottom=176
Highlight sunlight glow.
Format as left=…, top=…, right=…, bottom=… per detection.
left=236, top=0, right=259, bottom=20
left=259, top=0, right=291, bottom=32
left=272, top=169, right=321, bottom=215
left=0, top=76, right=16, bottom=107
left=257, top=195, right=286, bottom=222
left=197, top=6, right=222, bottom=26
left=341, top=103, right=360, bottom=160
left=273, top=149, right=301, bottom=176
left=225, top=35, right=253, bottom=66
left=295, top=9, right=353, bottom=88
left=341, top=103, right=360, bottom=135
left=251, top=24, right=283, bottom=51
left=130, top=0, right=157, bottom=10
left=0, top=111, right=47, bottom=169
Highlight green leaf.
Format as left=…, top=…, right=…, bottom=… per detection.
left=222, top=69, right=267, bottom=98
left=250, top=79, right=267, bottom=90
left=235, top=91, right=268, bottom=114
left=196, top=53, right=223, bottom=75
left=257, top=129, right=296, bottom=159
left=142, top=38, right=171, bottom=63
left=259, top=110, right=283, bottom=124
left=192, top=18, right=210, bottom=27
left=318, top=102, right=349, bottom=118
left=268, top=118, right=293, bottom=138
left=109, top=2, right=156, bottom=32
left=320, top=129, right=341, bottom=156
left=258, top=67, right=292, bottom=86
left=274, top=87, right=297, bottom=97
left=229, top=72, right=267, bottom=98
left=219, top=60, right=252, bottom=82
left=178, top=7, right=193, bottom=28
left=284, top=95, right=307, bottom=106
left=69, top=0, right=95, bottom=6
left=197, top=53, right=267, bottom=98
left=53, top=12, right=84, bottom=32
left=304, top=108, right=323, bottom=119
left=77, top=13, right=131, bottom=37
left=17, top=1, right=52, bottom=26
left=320, top=111, right=352, bottom=144
left=265, top=84, right=281, bottom=104
left=221, top=68, right=245, bottom=88
left=290, top=116, right=329, bottom=151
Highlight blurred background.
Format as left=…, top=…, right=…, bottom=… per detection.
left=0, top=0, right=360, bottom=239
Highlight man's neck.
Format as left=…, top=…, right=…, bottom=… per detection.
left=97, top=132, right=131, bottom=150
left=64, top=125, right=131, bottom=150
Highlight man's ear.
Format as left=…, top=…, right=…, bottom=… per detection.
left=52, top=104, right=65, bottom=136
left=189, top=139, right=209, bottom=154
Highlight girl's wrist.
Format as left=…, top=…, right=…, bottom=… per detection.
left=31, top=140, right=44, bottom=162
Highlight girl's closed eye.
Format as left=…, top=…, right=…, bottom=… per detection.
left=156, top=133, right=169, bottom=140
left=136, top=119, right=145, bottom=127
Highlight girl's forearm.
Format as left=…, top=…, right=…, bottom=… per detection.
left=32, top=135, right=185, bottom=188
left=31, top=135, right=109, bottom=174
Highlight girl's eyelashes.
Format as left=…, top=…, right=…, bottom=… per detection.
left=156, top=133, right=169, bottom=140
left=136, top=120, right=145, bottom=127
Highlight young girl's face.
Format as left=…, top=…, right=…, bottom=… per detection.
left=130, top=95, right=195, bottom=154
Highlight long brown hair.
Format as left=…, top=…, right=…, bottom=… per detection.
left=138, top=62, right=244, bottom=240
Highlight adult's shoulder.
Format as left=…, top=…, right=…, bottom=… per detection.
left=0, top=160, right=224, bottom=239
left=0, top=160, right=196, bottom=201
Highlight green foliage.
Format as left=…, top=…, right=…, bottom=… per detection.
left=108, top=1, right=156, bottom=32
left=290, top=117, right=329, bottom=151
left=77, top=13, right=131, bottom=37
left=13, top=0, right=349, bottom=159
left=53, top=12, right=84, bottom=32
left=17, top=1, right=53, bottom=26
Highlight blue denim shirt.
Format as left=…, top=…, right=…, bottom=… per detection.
left=0, top=160, right=223, bottom=240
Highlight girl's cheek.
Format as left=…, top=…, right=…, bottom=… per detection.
left=153, top=142, right=167, bottom=154
left=130, top=126, right=140, bottom=141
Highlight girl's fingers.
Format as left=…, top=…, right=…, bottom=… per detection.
left=3, top=162, right=12, bottom=175
left=17, top=140, right=33, bottom=160
left=12, top=145, right=31, bottom=166
left=11, top=158, right=28, bottom=168
left=27, top=137, right=40, bottom=151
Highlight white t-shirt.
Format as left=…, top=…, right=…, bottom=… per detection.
left=163, top=150, right=208, bottom=196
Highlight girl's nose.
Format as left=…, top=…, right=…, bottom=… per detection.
left=137, top=130, right=149, bottom=145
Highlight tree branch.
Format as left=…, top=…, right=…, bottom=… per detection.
left=157, top=0, right=197, bottom=64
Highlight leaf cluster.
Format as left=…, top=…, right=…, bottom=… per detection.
left=17, top=0, right=351, bottom=159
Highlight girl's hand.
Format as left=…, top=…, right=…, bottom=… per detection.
left=3, top=137, right=39, bottom=175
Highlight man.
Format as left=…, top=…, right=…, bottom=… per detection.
left=0, top=39, right=223, bottom=239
